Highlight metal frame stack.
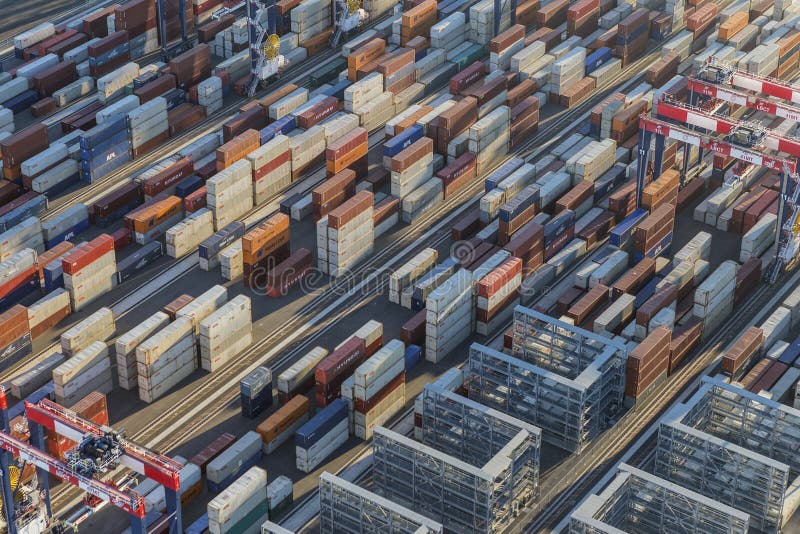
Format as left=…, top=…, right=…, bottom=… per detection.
left=421, top=383, right=541, bottom=504
left=318, top=472, right=444, bottom=534
left=655, top=376, right=800, bottom=532
left=372, top=417, right=538, bottom=534
left=568, top=464, right=750, bottom=534
left=467, top=306, right=627, bottom=453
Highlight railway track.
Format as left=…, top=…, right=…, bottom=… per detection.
left=43, top=21, right=677, bottom=518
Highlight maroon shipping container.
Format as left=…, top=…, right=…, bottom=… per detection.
left=611, top=257, right=655, bottom=298
left=83, top=5, right=120, bottom=37
left=1, top=124, right=49, bottom=167
left=88, top=31, right=129, bottom=57
left=110, top=227, right=132, bottom=250
left=266, top=248, right=313, bottom=297
left=636, top=284, right=678, bottom=326
left=567, top=284, right=609, bottom=324
left=33, top=61, right=78, bottom=96
left=436, top=152, right=477, bottom=198
left=669, top=317, right=702, bottom=373
left=315, top=337, right=368, bottom=406
left=141, top=157, right=194, bottom=197
left=60, top=101, right=104, bottom=133
left=0, top=181, right=22, bottom=206
left=163, top=294, right=194, bottom=319
left=188, top=432, right=236, bottom=474
left=184, top=186, right=207, bottom=213
left=451, top=210, right=481, bottom=241
left=373, top=195, right=400, bottom=226
left=114, top=0, right=157, bottom=35
left=490, top=25, right=525, bottom=53
left=748, top=361, right=788, bottom=393
left=134, top=74, right=177, bottom=103
left=401, top=309, right=426, bottom=346
left=326, top=128, right=369, bottom=161
left=46, top=32, right=89, bottom=58
left=327, top=191, right=373, bottom=230
left=462, top=76, right=507, bottom=107
left=721, top=326, right=764, bottom=377
left=295, top=97, right=339, bottom=129
left=313, top=169, right=356, bottom=206
left=618, top=8, right=649, bottom=34
left=222, top=106, right=268, bottom=142
left=169, top=44, right=211, bottom=86
left=253, top=150, right=291, bottom=181
left=0, top=306, right=29, bottom=349
left=535, top=0, right=569, bottom=26
left=91, top=182, right=143, bottom=221
left=740, top=358, right=771, bottom=390
left=450, top=61, right=487, bottom=95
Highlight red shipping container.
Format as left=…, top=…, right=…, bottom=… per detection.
left=142, top=157, right=194, bottom=197
left=0, top=306, right=29, bottom=349
left=567, top=0, right=599, bottom=20
left=436, top=152, right=477, bottom=198
left=189, top=432, right=236, bottom=474
left=477, top=256, right=522, bottom=297
left=450, top=61, right=487, bottom=95
left=111, top=227, right=132, bottom=250
left=315, top=337, right=368, bottom=406
left=327, top=191, right=373, bottom=230
left=61, top=234, right=114, bottom=275
left=265, top=248, right=313, bottom=297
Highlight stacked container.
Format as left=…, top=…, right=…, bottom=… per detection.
left=137, top=316, right=197, bottom=403
left=389, top=137, right=434, bottom=198
left=389, top=248, right=437, bottom=304
left=220, top=241, right=243, bottom=281
left=53, top=341, right=113, bottom=405
left=469, top=106, right=510, bottom=174
left=197, top=76, right=223, bottom=114
left=277, top=347, right=328, bottom=403
left=295, top=398, right=348, bottom=473
left=319, top=191, right=374, bottom=277
left=199, top=222, right=246, bottom=271
left=694, top=260, right=738, bottom=338
left=721, top=326, right=764, bottom=378
left=352, top=339, right=406, bottom=439
left=115, top=312, right=170, bottom=390
left=199, top=295, right=252, bottom=372
left=0, top=306, right=32, bottom=373
left=240, top=366, right=273, bottom=418
left=60, top=307, right=115, bottom=357
left=207, top=431, right=262, bottom=493
left=267, top=476, right=294, bottom=519
left=242, top=213, right=290, bottom=289
left=476, top=256, right=522, bottom=335
left=258, top=395, right=311, bottom=454
left=166, top=208, right=215, bottom=258
left=289, top=126, right=326, bottom=179
left=78, top=112, right=131, bottom=181
left=426, top=269, right=474, bottom=362
left=61, top=235, right=117, bottom=310
left=42, top=205, right=89, bottom=249
left=248, top=135, right=291, bottom=205
left=0, top=249, right=40, bottom=311
left=26, top=289, right=70, bottom=340
left=625, top=327, right=671, bottom=401
left=0, top=217, right=44, bottom=260
left=128, top=196, right=183, bottom=245
left=129, top=97, right=169, bottom=158
left=207, top=160, right=253, bottom=230
left=326, top=129, right=368, bottom=178
left=208, top=467, right=268, bottom=533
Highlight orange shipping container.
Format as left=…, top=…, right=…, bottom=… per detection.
left=348, top=39, right=387, bottom=81
left=242, top=213, right=290, bottom=263
left=130, top=196, right=182, bottom=234
left=400, top=0, right=437, bottom=45
left=257, top=395, right=310, bottom=442
left=216, top=129, right=260, bottom=171
left=718, top=11, right=747, bottom=40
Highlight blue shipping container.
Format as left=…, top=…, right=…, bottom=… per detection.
left=0, top=194, right=47, bottom=232
left=593, top=164, right=627, bottom=201
left=778, top=337, right=800, bottom=365
left=383, top=124, right=424, bottom=157
left=585, top=47, right=612, bottom=74
left=185, top=514, right=209, bottom=534
left=163, top=88, right=187, bottom=111
left=240, top=389, right=273, bottom=418
left=0, top=279, right=40, bottom=313
left=45, top=218, right=90, bottom=249
left=43, top=260, right=64, bottom=291
left=80, top=116, right=128, bottom=149
left=0, top=332, right=33, bottom=373
left=2, top=90, right=39, bottom=114
left=199, top=221, right=246, bottom=259
left=634, top=277, right=659, bottom=308
left=206, top=449, right=261, bottom=493
left=323, top=79, right=352, bottom=100
left=609, top=208, right=648, bottom=247
left=295, top=398, right=348, bottom=450
left=411, top=257, right=460, bottom=310
left=175, top=175, right=204, bottom=198
left=241, top=367, right=271, bottom=397
left=404, top=345, right=422, bottom=371
left=116, top=242, right=164, bottom=284
left=633, top=232, right=672, bottom=262
left=485, top=158, right=525, bottom=192
left=80, top=149, right=132, bottom=183
left=259, top=115, right=296, bottom=144
left=500, top=184, right=540, bottom=223
left=544, top=210, right=575, bottom=244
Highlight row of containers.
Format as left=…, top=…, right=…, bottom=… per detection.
left=0, top=0, right=736, bottom=397
left=0, top=0, right=749, bottom=412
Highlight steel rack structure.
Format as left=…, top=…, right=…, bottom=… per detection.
left=420, top=383, right=541, bottom=504
left=318, top=472, right=444, bottom=534
left=372, top=424, right=534, bottom=534
left=568, top=463, right=750, bottom=534
left=466, top=307, right=627, bottom=453
left=655, top=376, right=800, bottom=533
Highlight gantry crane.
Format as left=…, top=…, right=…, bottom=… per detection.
left=330, top=0, right=368, bottom=47
left=246, top=0, right=287, bottom=96
left=0, top=387, right=183, bottom=534
left=156, top=0, right=193, bottom=61
left=638, top=111, right=800, bottom=283
left=698, top=57, right=800, bottom=105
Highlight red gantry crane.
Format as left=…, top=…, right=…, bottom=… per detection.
left=0, top=387, right=183, bottom=534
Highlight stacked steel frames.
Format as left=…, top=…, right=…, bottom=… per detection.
left=467, top=307, right=627, bottom=453
left=655, top=376, right=800, bottom=533
left=371, top=399, right=540, bottom=534
left=568, top=463, right=750, bottom=534
left=318, top=472, right=445, bottom=534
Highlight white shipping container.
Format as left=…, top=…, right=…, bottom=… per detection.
left=52, top=341, right=109, bottom=386
left=207, top=432, right=262, bottom=484
left=278, top=347, right=328, bottom=394
left=60, top=307, right=115, bottom=356
left=10, top=351, right=66, bottom=399
left=177, top=285, right=228, bottom=331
